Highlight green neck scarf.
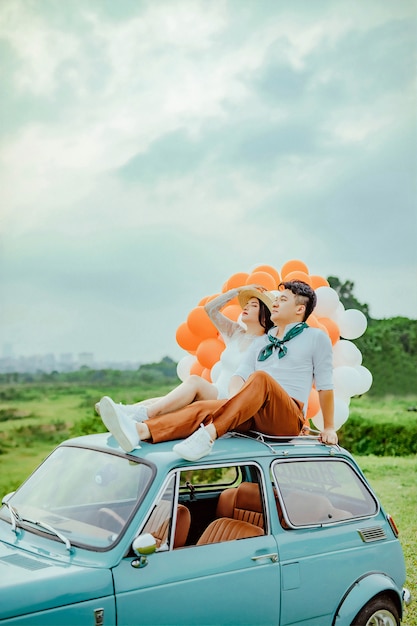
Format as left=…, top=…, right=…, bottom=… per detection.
left=257, top=322, right=308, bottom=361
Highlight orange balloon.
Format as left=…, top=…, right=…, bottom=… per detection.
left=282, top=270, right=312, bottom=286
left=176, top=323, right=201, bottom=352
left=198, top=295, right=210, bottom=306
left=187, top=306, right=218, bottom=339
left=318, top=317, right=340, bottom=345
left=221, top=304, right=242, bottom=321
left=223, top=272, right=250, bottom=291
left=252, top=265, right=281, bottom=286
left=205, top=293, right=220, bottom=303
left=196, top=338, right=225, bottom=370
left=306, top=314, right=320, bottom=328
left=306, top=388, right=320, bottom=419
left=201, top=368, right=212, bottom=382
left=281, top=259, right=309, bottom=279
left=310, top=275, right=329, bottom=289
left=190, top=360, right=205, bottom=376
left=245, top=271, right=277, bottom=291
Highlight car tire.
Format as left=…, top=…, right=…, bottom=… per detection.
left=351, top=594, right=400, bottom=626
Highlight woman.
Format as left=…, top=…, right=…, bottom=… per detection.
left=97, top=286, right=274, bottom=421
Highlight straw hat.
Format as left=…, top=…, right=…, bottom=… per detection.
left=238, top=288, right=274, bottom=311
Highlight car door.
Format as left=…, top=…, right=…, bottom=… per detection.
left=113, top=469, right=281, bottom=626
left=272, top=457, right=383, bottom=625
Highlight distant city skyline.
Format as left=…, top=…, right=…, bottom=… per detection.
left=0, top=345, right=143, bottom=374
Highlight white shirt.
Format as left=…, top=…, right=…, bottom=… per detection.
left=205, top=288, right=264, bottom=399
left=234, top=323, right=334, bottom=414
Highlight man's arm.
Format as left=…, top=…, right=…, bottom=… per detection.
left=318, top=389, right=338, bottom=445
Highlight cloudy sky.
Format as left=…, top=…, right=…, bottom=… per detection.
left=0, top=0, right=416, bottom=365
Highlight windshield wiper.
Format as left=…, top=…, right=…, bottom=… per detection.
left=1, top=499, right=72, bottom=551
left=20, top=517, right=72, bottom=552
left=2, top=500, right=21, bottom=534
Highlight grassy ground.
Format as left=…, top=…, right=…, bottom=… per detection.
left=355, top=455, right=416, bottom=626
left=0, top=388, right=416, bottom=623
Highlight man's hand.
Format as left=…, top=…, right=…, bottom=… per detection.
left=319, top=428, right=338, bottom=445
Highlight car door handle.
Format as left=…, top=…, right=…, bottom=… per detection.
left=251, top=553, right=278, bottom=563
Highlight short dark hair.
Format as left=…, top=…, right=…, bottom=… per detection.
left=278, top=280, right=317, bottom=321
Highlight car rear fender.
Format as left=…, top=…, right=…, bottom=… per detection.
left=332, top=572, right=403, bottom=626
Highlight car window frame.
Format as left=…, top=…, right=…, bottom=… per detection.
left=136, top=461, right=271, bottom=551
left=271, top=456, right=380, bottom=529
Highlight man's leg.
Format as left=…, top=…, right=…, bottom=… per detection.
left=210, top=371, right=304, bottom=437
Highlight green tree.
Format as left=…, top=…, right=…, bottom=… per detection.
left=354, top=317, right=417, bottom=395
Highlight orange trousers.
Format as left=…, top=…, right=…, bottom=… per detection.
left=147, top=371, right=305, bottom=443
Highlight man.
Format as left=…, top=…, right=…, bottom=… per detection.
left=99, top=280, right=338, bottom=461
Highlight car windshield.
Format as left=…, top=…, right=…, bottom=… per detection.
left=0, top=445, right=153, bottom=550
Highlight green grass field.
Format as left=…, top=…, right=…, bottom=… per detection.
left=0, top=387, right=416, bottom=624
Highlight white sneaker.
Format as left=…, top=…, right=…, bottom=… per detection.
left=173, top=425, right=214, bottom=461
left=99, top=396, right=140, bottom=452
left=95, top=401, right=148, bottom=422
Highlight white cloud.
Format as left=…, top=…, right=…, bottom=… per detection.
left=0, top=0, right=415, bottom=363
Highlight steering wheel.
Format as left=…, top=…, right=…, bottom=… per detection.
left=97, top=507, right=125, bottom=533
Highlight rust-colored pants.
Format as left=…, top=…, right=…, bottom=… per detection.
left=147, top=371, right=305, bottom=443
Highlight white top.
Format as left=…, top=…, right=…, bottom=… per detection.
left=205, top=289, right=264, bottom=399
left=234, top=323, right=334, bottom=414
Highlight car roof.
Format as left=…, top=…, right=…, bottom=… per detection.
left=61, top=432, right=351, bottom=469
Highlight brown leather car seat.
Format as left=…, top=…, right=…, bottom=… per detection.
left=216, top=482, right=264, bottom=529
left=196, top=517, right=264, bottom=545
left=143, top=500, right=191, bottom=548
left=282, top=490, right=351, bottom=526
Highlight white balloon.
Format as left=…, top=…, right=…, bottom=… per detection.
left=176, top=355, right=196, bottom=381
left=210, top=360, right=222, bottom=383
left=355, top=365, right=373, bottom=395
left=333, top=365, right=361, bottom=398
left=333, top=301, right=346, bottom=324
left=333, top=398, right=350, bottom=430
left=311, top=410, right=323, bottom=431
left=314, top=287, right=341, bottom=318
left=333, top=339, right=363, bottom=368
left=311, top=400, right=349, bottom=431
left=338, top=309, right=368, bottom=340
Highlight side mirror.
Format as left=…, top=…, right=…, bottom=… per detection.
left=131, top=533, right=157, bottom=568
left=2, top=492, right=15, bottom=504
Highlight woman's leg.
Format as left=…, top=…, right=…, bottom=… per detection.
left=144, top=375, right=219, bottom=419
left=140, top=399, right=226, bottom=443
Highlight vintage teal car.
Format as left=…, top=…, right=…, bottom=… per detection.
left=0, top=432, right=411, bottom=625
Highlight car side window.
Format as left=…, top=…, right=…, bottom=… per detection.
left=272, top=458, right=378, bottom=528
left=141, top=475, right=177, bottom=551
left=179, top=465, right=267, bottom=547
left=141, top=464, right=268, bottom=550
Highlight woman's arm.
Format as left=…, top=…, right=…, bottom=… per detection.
left=204, top=289, right=241, bottom=338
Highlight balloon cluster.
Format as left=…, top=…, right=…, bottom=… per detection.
left=175, top=260, right=372, bottom=431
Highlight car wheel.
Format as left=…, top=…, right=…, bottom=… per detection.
left=352, top=595, right=400, bottom=626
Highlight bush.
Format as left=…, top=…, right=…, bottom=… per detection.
left=338, top=414, right=417, bottom=456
